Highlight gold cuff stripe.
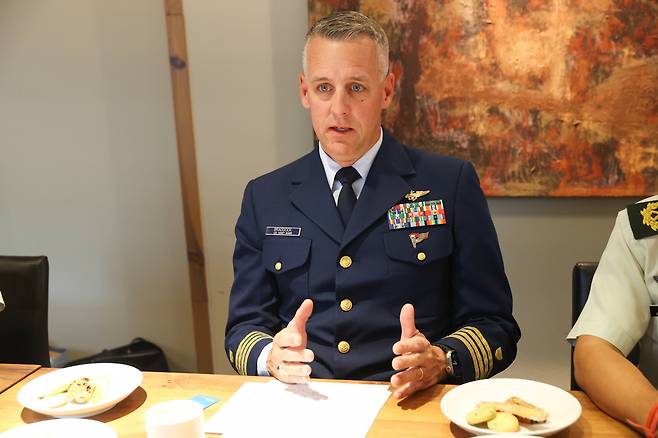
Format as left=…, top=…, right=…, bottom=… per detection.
left=237, top=331, right=271, bottom=375
left=447, top=332, right=483, bottom=380
left=460, top=328, right=490, bottom=378
left=452, top=326, right=493, bottom=379
left=238, top=335, right=261, bottom=375
left=240, top=332, right=273, bottom=375
left=236, top=332, right=260, bottom=375
left=236, top=331, right=272, bottom=375
left=455, top=331, right=486, bottom=379
left=447, top=332, right=482, bottom=380
left=463, top=326, right=493, bottom=377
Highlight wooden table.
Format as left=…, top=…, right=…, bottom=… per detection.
left=0, top=364, right=41, bottom=394
left=0, top=369, right=637, bottom=437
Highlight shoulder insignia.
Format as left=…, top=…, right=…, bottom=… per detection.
left=627, top=200, right=658, bottom=239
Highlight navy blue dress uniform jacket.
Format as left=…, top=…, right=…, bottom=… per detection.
left=225, top=131, right=521, bottom=382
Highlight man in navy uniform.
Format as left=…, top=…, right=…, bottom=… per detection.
left=225, top=11, right=520, bottom=399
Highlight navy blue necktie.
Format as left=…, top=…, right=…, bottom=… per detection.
left=335, top=166, right=361, bottom=226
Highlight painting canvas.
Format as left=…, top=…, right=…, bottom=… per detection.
left=308, top=0, right=658, bottom=196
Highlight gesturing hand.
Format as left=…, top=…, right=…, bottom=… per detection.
left=267, top=299, right=315, bottom=383
left=390, top=303, right=448, bottom=399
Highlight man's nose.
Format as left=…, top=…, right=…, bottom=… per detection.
left=331, top=88, right=351, bottom=116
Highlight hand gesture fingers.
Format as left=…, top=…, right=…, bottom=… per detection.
left=275, top=362, right=313, bottom=384
left=390, top=366, right=427, bottom=399
left=390, top=303, right=447, bottom=399
left=268, top=299, right=315, bottom=383
left=279, top=346, right=314, bottom=363
left=288, top=298, right=313, bottom=330
left=399, top=303, right=418, bottom=340
left=273, top=327, right=304, bottom=349
left=392, top=351, right=423, bottom=371
left=393, top=334, right=430, bottom=356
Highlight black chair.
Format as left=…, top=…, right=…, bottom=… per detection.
left=571, top=261, right=640, bottom=390
left=65, top=337, right=170, bottom=372
left=0, top=256, right=50, bottom=366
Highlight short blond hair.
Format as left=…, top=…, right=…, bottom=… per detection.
left=303, top=11, right=389, bottom=80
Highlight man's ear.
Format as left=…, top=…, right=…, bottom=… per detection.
left=299, top=73, right=310, bottom=109
left=381, top=72, right=395, bottom=109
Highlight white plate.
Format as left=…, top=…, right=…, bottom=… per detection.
left=17, top=363, right=143, bottom=418
left=0, top=418, right=117, bottom=437
left=440, top=378, right=581, bottom=436
left=486, top=435, right=541, bottom=437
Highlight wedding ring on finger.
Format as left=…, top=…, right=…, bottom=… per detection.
left=417, top=366, right=424, bottom=381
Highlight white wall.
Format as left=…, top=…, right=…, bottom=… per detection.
left=0, top=0, right=196, bottom=371
left=183, top=0, right=312, bottom=373
left=491, top=197, right=633, bottom=385
left=185, top=1, right=637, bottom=388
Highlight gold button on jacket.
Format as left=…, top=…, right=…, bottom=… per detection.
left=416, top=252, right=426, bottom=261
left=340, top=299, right=353, bottom=312
left=337, top=341, right=350, bottom=353
left=274, top=261, right=282, bottom=271
left=339, top=255, right=352, bottom=268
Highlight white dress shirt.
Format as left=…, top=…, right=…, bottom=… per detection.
left=319, top=127, right=383, bottom=205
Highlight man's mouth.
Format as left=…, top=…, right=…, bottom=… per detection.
left=330, top=126, right=352, bottom=133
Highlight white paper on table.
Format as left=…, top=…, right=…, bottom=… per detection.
left=205, top=380, right=391, bottom=438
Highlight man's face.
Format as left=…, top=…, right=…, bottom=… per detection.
left=299, top=36, right=395, bottom=166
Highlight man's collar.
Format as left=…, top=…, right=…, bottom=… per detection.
left=318, top=127, right=383, bottom=189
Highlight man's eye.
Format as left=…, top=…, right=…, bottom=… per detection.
left=351, top=83, right=364, bottom=92
left=318, top=83, right=331, bottom=92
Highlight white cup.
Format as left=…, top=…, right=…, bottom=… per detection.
left=144, top=399, right=203, bottom=438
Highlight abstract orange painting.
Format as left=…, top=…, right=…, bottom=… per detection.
left=309, top=0, right=658, bottom=196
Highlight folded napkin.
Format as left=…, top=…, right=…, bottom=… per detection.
left=0, top=290, right=4, bottom=312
